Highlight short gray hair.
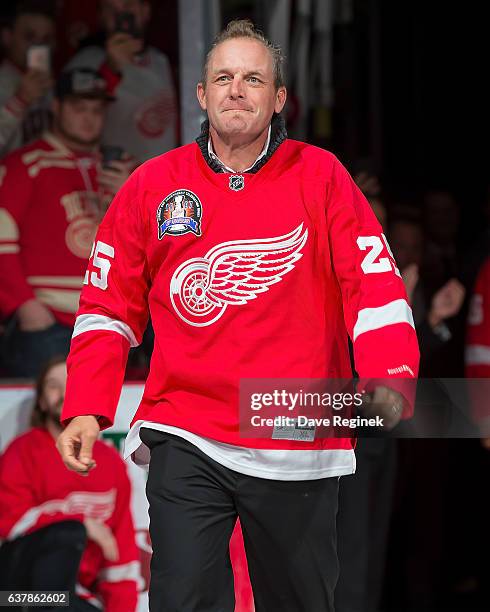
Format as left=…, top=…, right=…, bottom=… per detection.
left=202, top=19, right=285, bottom=90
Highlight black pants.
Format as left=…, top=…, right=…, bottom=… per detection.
left=0, top=520, right=98, bottom=611
left=141, top=428, right=340, bottom=612
left=335, top=438, right=396, bottom=612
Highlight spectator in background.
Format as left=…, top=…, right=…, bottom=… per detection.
left=0, top=68, right=134, bottom=378
left=66, top=0, right=177, bottom=162
left=353, top=165, right=386, bottom=227
left=452, top=256, right=490, bottom=608
left=384, top=211, right=465, bottom=612
left=422, top=189, right=461, bottom=296
left=367, top=193, right=387, bottom=228
left=0, top=356, right=140, bottom=611
left=466, top=255, right=490, bottom=437
left=0, top=1, right=56, bottom=156
left=461, top=185, right=490, bottom=294
left=389, top=213, right=465, bottom=374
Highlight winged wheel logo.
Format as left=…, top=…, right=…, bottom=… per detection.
left=169, top=224, right=308, bottom=326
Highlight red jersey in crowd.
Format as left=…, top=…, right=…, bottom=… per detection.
left=0, top=427, right=140, bottom=611
left=0, top=133, right=100, bottom=327
left=466, top=257, right=490, bottom=377
left=466, top=257, right=490, bottom=428
left=61, top=139, right=419, bottom=476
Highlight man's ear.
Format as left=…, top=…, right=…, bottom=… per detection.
left=274, top=86, right=287, bottom=114
left=196, top=82, right=207, bottom=111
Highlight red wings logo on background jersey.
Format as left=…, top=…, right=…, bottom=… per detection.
left=169, top=224, right=308, bottom=327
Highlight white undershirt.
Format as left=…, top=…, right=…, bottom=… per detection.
left=207, top=125, right=271, bottom=173
left=124, top=420, right=355, bottom=481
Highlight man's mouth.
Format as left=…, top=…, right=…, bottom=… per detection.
left=222, top=108, right=252, bottom=112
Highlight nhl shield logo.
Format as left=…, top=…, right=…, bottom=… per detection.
left=157, top=189, right=202, bottom=239
left=229, top=175, right=244, bottom=191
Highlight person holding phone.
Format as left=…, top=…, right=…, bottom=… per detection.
left=66, top=0, right=177, bottom=163
left=0, top=1, right=56, bottom=156
left=0, top=68, right=135, bottom=377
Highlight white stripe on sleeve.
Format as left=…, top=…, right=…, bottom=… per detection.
left=353, top=298, right=415, bottom=342
left=72, top=314, right=139, bottom=347
left=99, top=560, right=143, bottom=588
left=465, top=345, right=490, bottom=366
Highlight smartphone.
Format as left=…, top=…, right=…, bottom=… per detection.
left=26, top=45, right=51, bottom=72
left=100, top=145, right=124, bottom=169
left=114, top=11, right=139, bottom=37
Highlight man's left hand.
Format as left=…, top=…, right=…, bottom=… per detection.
left=360, top=386, right=405, bottom=430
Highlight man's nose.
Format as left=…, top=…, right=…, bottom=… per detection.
left=229, top=75, right=245, bottom=98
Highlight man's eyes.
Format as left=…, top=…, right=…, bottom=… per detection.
left=215, top=75, right=262, bottom=83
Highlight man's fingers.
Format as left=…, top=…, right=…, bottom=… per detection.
left=57, top=435, right=93, bottom=473
left=104, top=160, right=130, bottom=173
left=98, top=169, right=124, bottom=183
left=79, top=431, right=97, bottom=467
left=360, top=387, right=403, bottom=430
left=56, top=417, right=100, bottom=474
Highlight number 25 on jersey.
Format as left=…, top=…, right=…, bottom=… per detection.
left=357, top=234, right=401, bottom=277
left=83, top=240, right=114, bottom=290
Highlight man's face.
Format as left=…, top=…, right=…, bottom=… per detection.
left=40, top=362, right=67, bottom=422
left=2, top=13, right=55, bottom=70
left=197, top=38, right=286, bottom=144
left=100, top=0, right=150, bottom=35
left=54, top=97, right=106, bottom=147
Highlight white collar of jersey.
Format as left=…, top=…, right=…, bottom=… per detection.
left=207, top=124, right=271, bottom=173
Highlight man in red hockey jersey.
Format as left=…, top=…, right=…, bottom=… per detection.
left=0, top=67, right=134, bottom=377
left=0, top=356, right=140, bottom=610
left=57, top=20, right=419, bottom=611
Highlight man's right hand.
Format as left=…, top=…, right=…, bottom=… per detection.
left=16, top=69, right=52, bottom=105
left=56, top=416, right=100, bottom=475
left=17, top=298, right=55, bottom=331
left=106, top=32, right=142, bottom=72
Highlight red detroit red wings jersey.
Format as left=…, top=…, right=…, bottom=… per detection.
left=0, top=428, right=139, bottom=611
left=62, top=139, right=419, bottom=452
left=465, top=257, right=490, bottom=425
left=0, top=134, right=100, bottom=326
left=466, top=257, right=490, bottom=377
